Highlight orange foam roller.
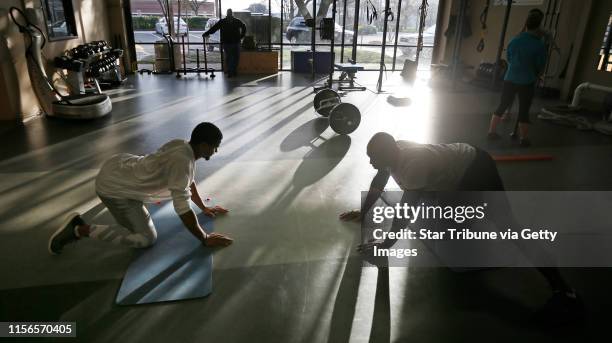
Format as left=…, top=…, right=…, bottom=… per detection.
left=493, top=155, right=553, bottom=162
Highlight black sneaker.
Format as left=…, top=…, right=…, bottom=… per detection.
left=487, top=132, right=501, bottom=140
left=519, top=138, right=531, bottom=147
left=48, top=213, right=83, bottom=255
left=533, top=291, right=584, bottom=326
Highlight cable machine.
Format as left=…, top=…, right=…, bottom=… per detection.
left=378, top=0, right=429, bottom=93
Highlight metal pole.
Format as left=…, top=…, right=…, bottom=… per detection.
left=451, top=0, right=466, bottom=88
left=328, top=0, right=338, bottom=87
left=281, top=0, right=284, bottom=70
left=203, top=39, right=209, bottom=74
left=376, top=0, right=391, bottom=92
left=340, top=0, right=348, bottom=62
left=269, top=0, right=272, bottom=50
left=492, top=0, right=512, bottom=87
left=415, top=0, right=427, bottom=65
left=549, top=0, right=559, bottom=30
left=542, top=0, right=562, bottom=89
left=543, top=0, right=552, bottom=28
left=182, top=35, right=187, bottom=75
left=219, top=0, right=224, bottom=73
left=196, top=48, right=200, bottom=73
left=312, top=0, right=317, bottom=78
left=166, top=0, right=174, bottom=38
left=391, top=0, right=402, bottom=70
left=352, top=0, right=360, bottom=62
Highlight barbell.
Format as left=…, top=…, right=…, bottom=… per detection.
left=304, top=18, right=335, bottom=40
left=313, top=89, right=361, bottom=135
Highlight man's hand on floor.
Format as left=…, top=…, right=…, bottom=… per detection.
left=203, top=205, right=229, bottom=218
left=204, top=232, right=233, bottom=247
left=339, top=210, right=361, bottom=222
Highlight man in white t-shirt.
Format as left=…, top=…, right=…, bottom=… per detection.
left=49, top=122, right=233, bottom=254
left=339, top=132, right=581, bottom=325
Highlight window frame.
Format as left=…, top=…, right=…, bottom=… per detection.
left=41, top=0, right=79, bottom=41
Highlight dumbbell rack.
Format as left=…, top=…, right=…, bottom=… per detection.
left=56, top=41, right=124, bottom=94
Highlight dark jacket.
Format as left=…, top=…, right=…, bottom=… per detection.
left=205, top=17, right=247, bottom=44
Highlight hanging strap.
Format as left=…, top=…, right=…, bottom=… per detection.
left=477, top=0, right=490, bottom=52
left=366, top=0, right=378, bottom=25
left=415, top=0, right=428, bottom=63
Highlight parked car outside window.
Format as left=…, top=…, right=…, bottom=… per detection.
left=155, top=17, right=188, bottom=36
left=286, top=16, right=354, bottom=43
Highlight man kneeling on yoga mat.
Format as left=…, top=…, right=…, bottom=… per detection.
left=339, top=132, right=582, bottom=325
left=49, top=122, right=233, bottom=254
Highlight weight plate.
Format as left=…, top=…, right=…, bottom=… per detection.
left=329, top=103, right=361, bottom=135
left=313, top=89, right=340, bottom=117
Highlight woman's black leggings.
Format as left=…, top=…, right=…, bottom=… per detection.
left=494, top=81, right=535, bottom=123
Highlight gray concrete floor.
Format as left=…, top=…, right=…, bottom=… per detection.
left=1, top=71, right=611, bottom=342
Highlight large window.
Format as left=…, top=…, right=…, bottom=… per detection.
left=42, top=0, right=78, bottom=40
left=127, top=0, right=439, bottom=72
left=130, top=0, right=222, bottom=71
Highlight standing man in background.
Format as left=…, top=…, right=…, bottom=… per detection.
left=204, top=9, right=247, bottom=78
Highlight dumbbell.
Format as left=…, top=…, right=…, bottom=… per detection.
left=313, top=89, right=361, bottom=135
left=71, top=47, right=85, bottom=59
left=83, top=45, right=94, bottom=56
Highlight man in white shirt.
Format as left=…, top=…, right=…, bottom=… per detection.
left=340, top=132, right=581, bottom=325
left=49, top=122, right=233, bottom=254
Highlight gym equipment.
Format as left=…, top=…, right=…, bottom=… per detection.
left=387, top=95, right=412, bottom=107
left=472, top=60, right=507, bottom=88
left=390, top=0, right=403, bottom=70
left=313, top=89, right=361, bottom=135
left=304, top=18, right=335, bottom=40
left=449, top=0, right=469, bottom=89
left=55, top=41, right=125, bottom=91
left=476, top=0, right=490, bottom=52
left=541, top=0, right=563, bottom=88
left=116, top=205, right=214, bottom=305
left=387, top=0, right=427, bottom=101
left=339, top=0, right=348, bottom=63
left=491, top=0, right=512, bottom=87
left=175, top=35, right=215, bottom=78
left=334, top=63, right=366, bottom=91
left=400, top=59, right=418, bottom=83
left=398, top=0, right=427, bottom=87
left=10, top=7, right=112, bottom=119
left=313, top=0, right=366, bottom=93
left=527, top=82, right=612, bottom=136
left=375, top=0, right=393, bottom=92
left=312, top=0, right=339, bottom=89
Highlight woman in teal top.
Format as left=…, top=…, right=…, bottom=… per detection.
left=488, top=9, right=547, bottom=147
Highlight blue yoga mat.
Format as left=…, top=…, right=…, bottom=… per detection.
left=115, top=204, right=214, bottom=305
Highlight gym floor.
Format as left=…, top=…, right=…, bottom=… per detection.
left=1, top=71, right=611, bottom=342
